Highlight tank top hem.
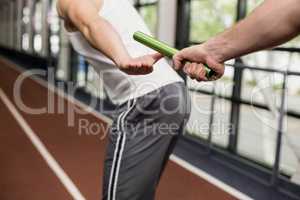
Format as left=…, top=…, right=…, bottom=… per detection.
left=114, top=80, right=183, bottom=105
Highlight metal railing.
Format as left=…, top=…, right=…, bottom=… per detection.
left=189, top=61, right=299, bottom=181
left=176, top=0, right=300, bottom=198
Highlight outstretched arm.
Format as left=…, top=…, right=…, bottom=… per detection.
left=173, top=0, right=300, bottom=81
left=57, top=0, right=162, bottom=75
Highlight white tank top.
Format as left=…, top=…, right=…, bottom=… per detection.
left=68, top=0, right=183, bottom=105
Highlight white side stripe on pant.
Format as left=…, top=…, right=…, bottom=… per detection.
left=107, top=111, right=126, bottom=200
left=108, top=99, right=137, bottom=200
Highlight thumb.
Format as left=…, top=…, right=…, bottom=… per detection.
left=173, top=51, right=185, bottom=70
left=173, top=47, right=197, bottom=69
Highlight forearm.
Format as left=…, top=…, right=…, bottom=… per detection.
left=204, top=0, right=300, bottom=63
left=82, top=18, right=130, bottom=65
left=58, top=0, right=131, bottom=66
left=58, top=0, right=162, bottom=75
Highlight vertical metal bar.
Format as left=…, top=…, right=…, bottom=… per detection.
left=271, top=73, right=287, bottom=186
left=70, top=49, right=79, bottom=83
left=175, top=0, right=191, bottom=49
left=85, top=61, right=89, bottom=89
left=228, top=59, right=244, bottom=152
left=175, top=0, right=191, bottom=81
left=16, top=0, right=24, bottom=51
left=207, top=83, right=216, bottom=152
left=236, top=0, right=247, bottom=22
left=41, top=0, right=50, bottom=57
left=228, top=0, right=247, bottom=153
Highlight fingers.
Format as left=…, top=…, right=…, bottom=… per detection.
left=172, top=46, right=203, bottom=71
left=174, top=51, right=224, bottom=81
left=121, top=53, right=163, bottom=75
left=121, top=60, right=153, bottom=75
left=122, top=66, right=153, bottom=75
left=128, top=63, right=153, bottom=75
left=127, top=53, right=162, bottom=75
left=183, top=62, right=208, bottom=81
left=183, top=61, right=224, bottom=82
left=172, top=44, right=225, bottom=81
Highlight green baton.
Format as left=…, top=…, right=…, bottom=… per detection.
left=133, top=31, right=215, bottom=78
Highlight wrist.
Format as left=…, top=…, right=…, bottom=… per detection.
left=204, top=36, right=229, bottom=63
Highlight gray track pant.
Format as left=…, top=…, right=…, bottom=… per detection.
left=102, top=82, right=191, bottom=200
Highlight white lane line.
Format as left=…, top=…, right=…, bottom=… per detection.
left=0, top=89, right=86, bottom=200
left=0, top=57, right=113, bottom=125
left=0, top=57, right=252, bottom=199
left=170, top=155, right=254, bottom=200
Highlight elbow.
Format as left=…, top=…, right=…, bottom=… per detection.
left=80, top=18, right=104, bottom=49
left=85, top=18, right=103, bottom=37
